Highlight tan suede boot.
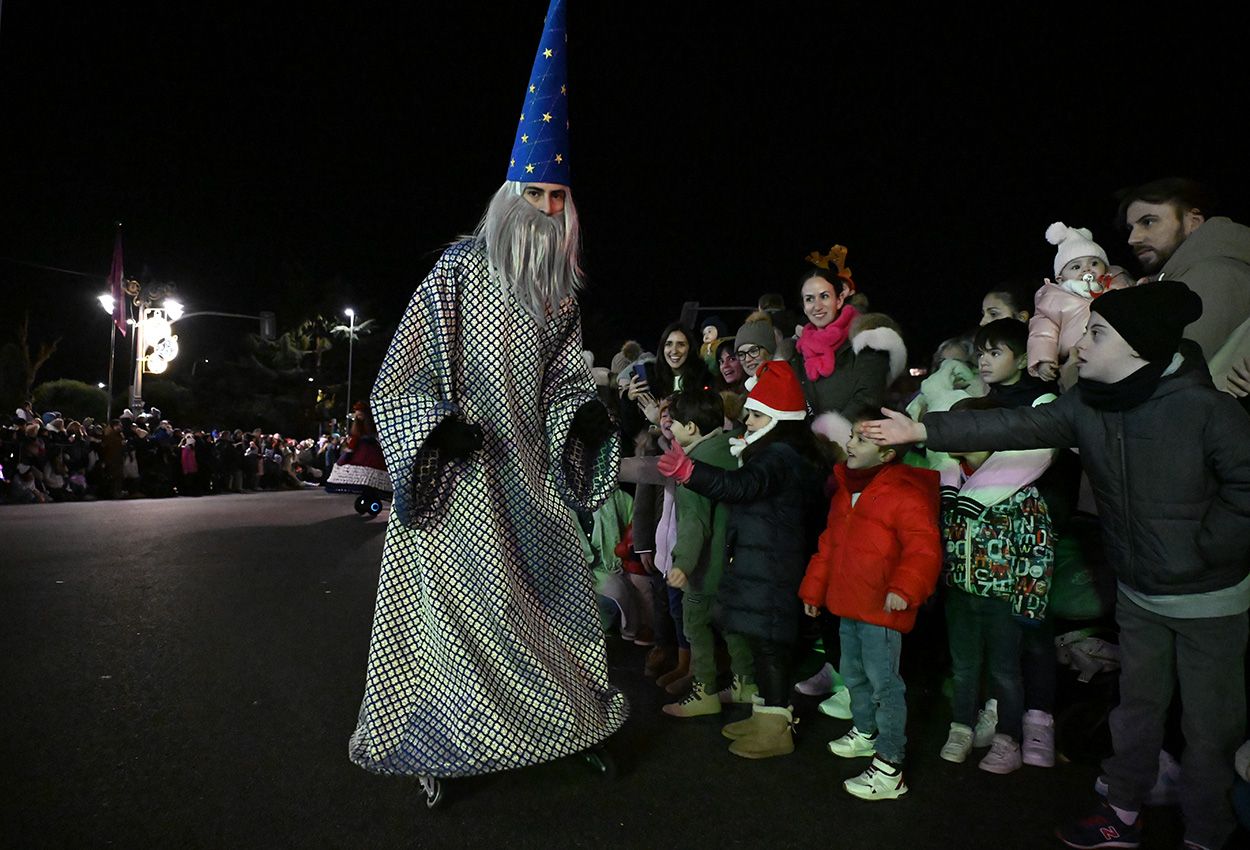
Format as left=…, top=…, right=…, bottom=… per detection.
left=722, top=704, right=762, bottom=740
left=655, top=647, right=690, bottom=689
left=728, top=706, right=795, bottom=759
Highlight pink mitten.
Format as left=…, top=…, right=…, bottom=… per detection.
left=656, top=441, right=693, bottom=483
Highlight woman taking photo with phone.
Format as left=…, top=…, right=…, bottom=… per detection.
left=622, top=323, right=712, bottom=434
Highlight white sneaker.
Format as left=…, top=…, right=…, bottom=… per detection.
left=1022, top=709, right=1055, bottom=767
left=972, top=698, right=998, bottom=747
left=817, top=686, right=853, bottom=720
left=940, top=722, right=974, bottom=763
left=717, top=674, right=759, bottom=705
left=828, top=726, right=877, bottom=759
left=977, top=733, right=1022, bottom=775
left=795, top=662, right=834, bottom=697
left=843, top=755, right=908, bottom=800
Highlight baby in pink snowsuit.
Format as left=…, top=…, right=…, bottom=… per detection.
left=1028, top=222, right=1135, bottom=387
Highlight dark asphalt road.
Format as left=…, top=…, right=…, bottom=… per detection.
left=1, top=492, right=1194, bottom=849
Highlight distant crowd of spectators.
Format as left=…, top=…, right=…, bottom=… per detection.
left=1, top=402, right=346, bottom=504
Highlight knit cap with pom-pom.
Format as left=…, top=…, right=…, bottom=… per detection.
left=1046, top=222, right=1109, bottom=278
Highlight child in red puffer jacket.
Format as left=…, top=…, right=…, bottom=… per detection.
left=799, top=421, right=941, bottom=802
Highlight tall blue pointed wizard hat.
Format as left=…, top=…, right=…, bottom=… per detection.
left=506, top=0, right=570, bottom=185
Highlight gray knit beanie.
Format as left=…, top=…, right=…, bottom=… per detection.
left=734, top=319, right=776, bottom=355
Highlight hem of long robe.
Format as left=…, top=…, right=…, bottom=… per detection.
left=347, top=689, right=629, bottom=779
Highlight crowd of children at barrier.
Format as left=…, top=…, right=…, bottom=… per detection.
left=574, top=178, right=1250, bottom=850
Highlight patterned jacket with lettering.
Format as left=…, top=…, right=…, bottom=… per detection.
left=940, top=468, right=1055, bottom=622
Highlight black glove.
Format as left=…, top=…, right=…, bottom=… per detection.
left=426, top=418, right=483, bottom=461
left=571, top=401, right=615, bottom=450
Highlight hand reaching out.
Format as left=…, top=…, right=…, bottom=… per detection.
left=656, top=440, right=693, bottom=483
left=859, top=408, right=926, bottom=447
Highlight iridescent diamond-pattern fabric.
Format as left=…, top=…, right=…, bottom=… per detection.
left=349, top=240, right=626, bottom=778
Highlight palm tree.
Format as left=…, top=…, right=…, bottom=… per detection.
left=330, top=316, right=376, bottom=343
left=293, top=314, right=335, bottom=374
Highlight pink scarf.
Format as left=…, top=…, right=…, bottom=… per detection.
left=795, top=305, right=858, bottom=381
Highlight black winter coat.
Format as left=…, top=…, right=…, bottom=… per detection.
left=925, top=355, right=1250, bottom=597
left=685, top=440, right=827, bottom=644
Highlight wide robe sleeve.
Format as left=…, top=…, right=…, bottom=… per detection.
left=371, top=247, right=467, bottom=528
left=540, top=297, right=621, bottom=513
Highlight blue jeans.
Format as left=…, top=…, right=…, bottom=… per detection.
left=945, top=589, right=1024, bottom=741
left=839, top=618, right=906, bottom=764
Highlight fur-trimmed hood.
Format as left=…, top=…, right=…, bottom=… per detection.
left=850, top=312, right=907, bottom=384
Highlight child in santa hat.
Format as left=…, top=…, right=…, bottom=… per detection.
left=658, top=360, right=829, bottom=759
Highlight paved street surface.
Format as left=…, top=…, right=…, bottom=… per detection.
left=2, top=492, right=1194, bottom=849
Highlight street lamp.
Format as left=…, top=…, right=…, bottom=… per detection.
left=344, top=308, right=355, bottom=423
left=99, top=293, right=117, bottom=422
left=133, top=307, right=180, bottom=403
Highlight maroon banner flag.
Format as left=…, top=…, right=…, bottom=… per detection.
left=108, top=226, right=126, bottom=336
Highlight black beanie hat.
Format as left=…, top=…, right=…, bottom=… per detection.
left=1090, top=281, right=1203, bottom=362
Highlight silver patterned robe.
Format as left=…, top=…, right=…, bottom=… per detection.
left=348, top=239, right=627, bottom=778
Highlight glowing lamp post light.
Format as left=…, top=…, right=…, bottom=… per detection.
left=98, top=294, right=117, bottom=421
left=134, top=306, right=180, bottom=400
left=344, top=307, right=355, bottom=423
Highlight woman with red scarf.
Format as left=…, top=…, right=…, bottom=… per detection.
left=790, top=256, right=907, bottom=447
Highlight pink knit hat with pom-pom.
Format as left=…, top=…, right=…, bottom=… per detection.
left=1046, top=222, right=1108, bottom=277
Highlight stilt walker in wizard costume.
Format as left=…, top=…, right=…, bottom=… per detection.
left=348, top=0, right=626, bottom=805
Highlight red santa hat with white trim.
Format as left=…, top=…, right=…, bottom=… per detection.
left=742, top=360, right=807, bottom=421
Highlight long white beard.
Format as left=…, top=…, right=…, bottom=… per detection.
left=472, top=182, right=583, bottom=324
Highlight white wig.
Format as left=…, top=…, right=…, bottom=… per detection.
left=471, top=181, right=584, bottom=324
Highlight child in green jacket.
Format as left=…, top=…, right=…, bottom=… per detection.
left=661, top=388, right=754, bottom=718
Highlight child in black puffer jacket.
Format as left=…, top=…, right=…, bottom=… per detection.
left=659, top=360, right=828, bottom=759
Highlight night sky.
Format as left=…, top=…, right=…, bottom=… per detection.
left=2, top=3, right=1247, bottom=390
